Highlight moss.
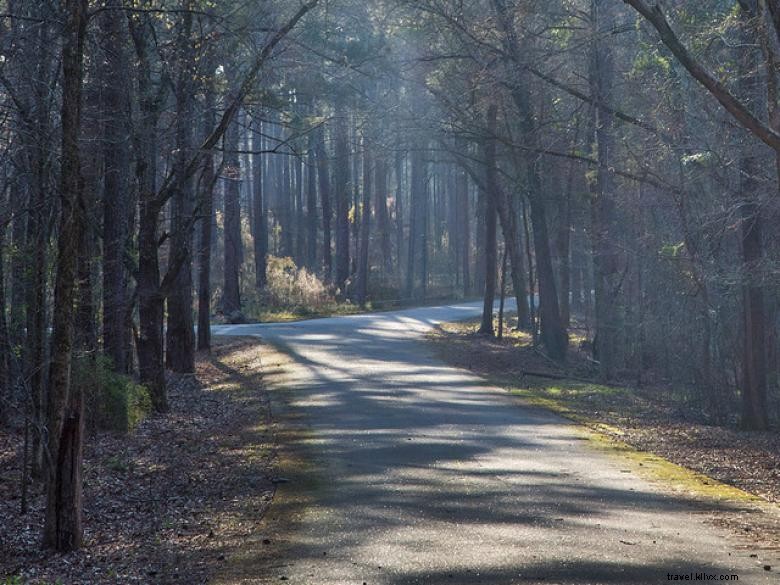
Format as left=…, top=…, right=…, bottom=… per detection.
left=503, top=383, right=760, bottom=503
left=582, top=429, right=761, bottom=503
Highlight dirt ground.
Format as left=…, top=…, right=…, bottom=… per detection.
left=0, top=338, right=275, bottom=585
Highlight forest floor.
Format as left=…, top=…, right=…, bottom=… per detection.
left=428, top=317, right=780, bottom=542
left=0, top=338, right=275, bottom=585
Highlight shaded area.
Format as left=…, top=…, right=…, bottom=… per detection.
left=0, top=339, right=278, bottom=584
left=212, top=302, right=778, bottom=584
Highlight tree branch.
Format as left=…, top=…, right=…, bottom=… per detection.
left=623, top=0, right=780, bottom=151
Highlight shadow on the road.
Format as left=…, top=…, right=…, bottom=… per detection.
left=216, top=308, right=765, bottom=584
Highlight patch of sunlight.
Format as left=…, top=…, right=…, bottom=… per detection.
left=211, top=382, right=242, bottom=393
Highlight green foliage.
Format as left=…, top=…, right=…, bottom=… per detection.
left=76, top=356, right=151, bottom=434
left=659, top=242, right=685, bottom=259
left=630, top=48, right=672, bottom=78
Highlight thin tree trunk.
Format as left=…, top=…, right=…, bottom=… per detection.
left=315, top=123, right=332, bottom=280
left=479, top=108, right=499, bottom=335
left=395, top=141, right=405, bottom=282
left=334, top=104, right=350, bottom=293
left=498, top=243, right=508, bottom=339
left=254, top=115, right=268, bottom=289
left=375, top=155, right=392, bottom=275
left=197, top=58, right=217, bottom=352
left=223, top=102, right=243, bottom=319
left=456, top=164, right=471, bottom=295
left=306, top=127, right=318, bottom=271
left=356, top=132, right=371, bottom=307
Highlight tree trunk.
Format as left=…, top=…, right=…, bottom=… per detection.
left=492, top=0, right=568, bottom=359
left=356, top=132, right=372, bottom=307
left=589, top=0, right=622, bottom=378
left=479, top=190, right=498, bottom=335
left=223, top=104, right=243, bottom=319
left=165, top=7, right=196, bottom=374
left=406, top=148, right=426, bottom=299
left=315, top=123, right=332, bottom=280
left=306, top=127, right=318, bottom=272
left=295, top=154, right=305, bottom=266
left=479, top=107, right=499, bottom=335
left=737, top=2, right=769, bottom=430
left=456, top=164, right=471, bottom=295
left=395, top=141, right=405, bottom=281
left=0, top=203, right=9, bottom=421
left=334, top=104, right=351, bottom=293
left=42, top=0, right=88, bottom=551
left=130, top=13, right=167, bottom=412
left=280, top=144, right=294, bottom=258
left=375, top=154, right=392, bottom=275
left=197, top=59, right=218, bottom=352
left=100, top=0, right=132, bottom=374
left=253, top=115, right=268, bottom=289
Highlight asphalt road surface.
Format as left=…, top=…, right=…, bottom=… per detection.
left=212, top=302, right=777, bottom=584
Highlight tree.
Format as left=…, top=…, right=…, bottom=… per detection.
left=43, top=0, right=88, bottom=551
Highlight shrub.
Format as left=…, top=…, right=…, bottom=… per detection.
left=263, top=255, right=332, bottom=309
left=75, top=356, right=151, bottom=433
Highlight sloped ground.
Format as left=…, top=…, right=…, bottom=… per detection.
left=0, top=338, right=274, bottom=584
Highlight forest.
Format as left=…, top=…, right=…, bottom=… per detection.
left=1, top=0, right=779, bottom=582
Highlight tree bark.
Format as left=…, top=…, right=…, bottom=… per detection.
left=334, top=104, right=351, bottom=293
left=315, top=123, right=332, bottom=280
left=166, top=3, right=196, bottom=373
left=100, top=0, right=132, bottom=374
left=130, top=12, right=168, bottom=412
left=589, top=0, right=622, bottom=378
left=479, top=105, right=500, bottom=335
left=197, top=57, right=218, bottom=352
left=737, top=2, right=769, bottom=430
left=223, top=102, right=243, bottom=319
left=356, top=131, right=372, bottom=307
left=42, top=0, right=88, bottom=551
left=306, top=126, right=318, bottom=272
left=253, top=115, right=268, bottom=289
left=375, top=154, right=392, bottom=275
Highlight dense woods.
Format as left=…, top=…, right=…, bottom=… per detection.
left=1, top=0, right=779, bottom=561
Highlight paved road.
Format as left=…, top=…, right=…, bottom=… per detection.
left=213, top=302, right=777, bottom=584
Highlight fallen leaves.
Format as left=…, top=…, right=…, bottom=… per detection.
left=1, top=338, right=276, bottom=584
